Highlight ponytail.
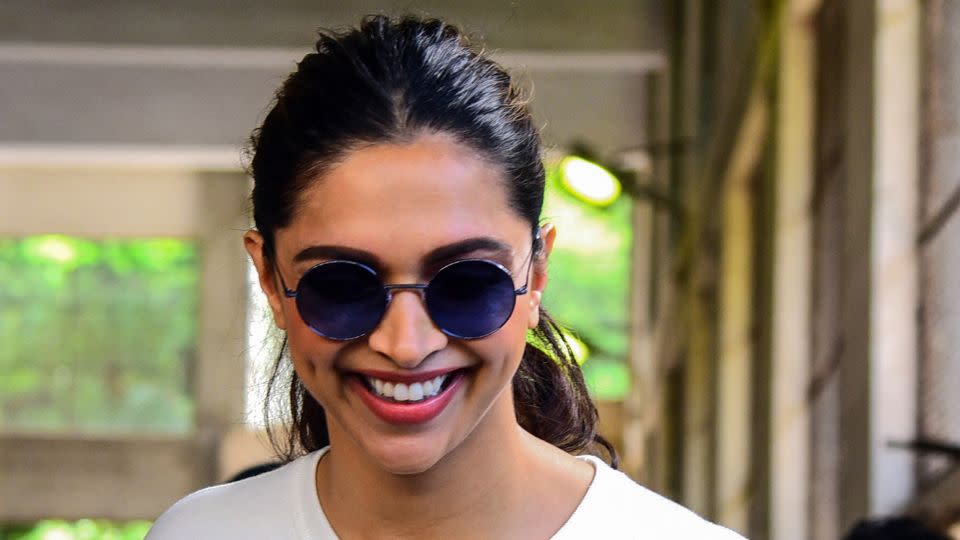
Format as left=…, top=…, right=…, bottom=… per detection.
left=513, top=311, right=619, bottom=468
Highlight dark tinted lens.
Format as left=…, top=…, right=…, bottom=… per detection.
left=426, top=260, right=517, bottom=339
left=296, top=261, right=386, bottom=340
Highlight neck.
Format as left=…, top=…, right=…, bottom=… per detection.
left=317, top=393, right=535, bottom=537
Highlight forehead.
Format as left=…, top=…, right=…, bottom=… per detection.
left=279, top=133, right=530, bottom=266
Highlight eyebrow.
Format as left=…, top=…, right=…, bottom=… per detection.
left=291, top=236, right=516, bottom=272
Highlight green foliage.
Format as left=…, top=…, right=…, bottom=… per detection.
left=0, top=519, right=151, bottom=540
left=582, top=360, right=632, bottom=400
left=0, top=236, right=197, bottom=433
left=541, top=163, right=632, bottom=400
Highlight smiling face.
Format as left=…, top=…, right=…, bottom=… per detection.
left=246, top=132, right=554, bottom=475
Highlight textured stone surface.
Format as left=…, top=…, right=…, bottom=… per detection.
left=920, top=210, right=960, bottom=482
left=810, top=375, right=841, bottom=540
left=923, top=0, right=960, bottom=222
left=919, top=1, right=960, bottom=486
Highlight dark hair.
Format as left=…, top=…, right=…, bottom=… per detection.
left=842, top=517, right=952, bottom=540
left=249, top=15, right=617, bottom=468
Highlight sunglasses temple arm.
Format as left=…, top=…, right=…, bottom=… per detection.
left=515, top=239, right=539, bottom=295
left=275, top=269, right=298, bottom=298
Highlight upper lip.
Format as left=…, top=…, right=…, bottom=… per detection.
left=349, top=367, right=465, bottom=384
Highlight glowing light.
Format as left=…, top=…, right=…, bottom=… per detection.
left=561, top=330, right=590, bottom=365
left=559, top=156, right=622, bottom=207
left=35, top=236, right=77, bottom=264
left=41, top=528, right=74, bottom=540
left=528, top=328, right=590, bottom=366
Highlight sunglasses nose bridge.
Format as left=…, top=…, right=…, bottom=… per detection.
left=368, top=283, right=446, bottom=368
left=382, top=283, right=428, bottom=303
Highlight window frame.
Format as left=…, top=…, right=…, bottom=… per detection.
left=0, top=160, right=250, bottom=521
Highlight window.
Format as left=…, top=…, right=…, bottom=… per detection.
left=0, top=167, right=249, bottom=523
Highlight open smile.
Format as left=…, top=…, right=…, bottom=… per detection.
left=366, top=372, right=451, bottom=402
left=346, top=368, right=468, bottom=425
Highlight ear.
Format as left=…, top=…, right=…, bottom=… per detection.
left=244, top=230, right=288, bottom=330
left=527, top=223, right=556, bottom=329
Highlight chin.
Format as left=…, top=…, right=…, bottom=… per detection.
left=365, top=435, right=452, bottom=476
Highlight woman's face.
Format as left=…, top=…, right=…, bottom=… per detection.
left=247, top=132, right=554, bottom=475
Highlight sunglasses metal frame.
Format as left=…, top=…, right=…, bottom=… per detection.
left=275, top=244, right=536, bottom=340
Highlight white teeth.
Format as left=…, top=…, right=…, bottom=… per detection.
left=365, top=373, right=451, bottom=402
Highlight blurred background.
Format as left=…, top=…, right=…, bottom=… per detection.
left=1, top=1, right=958, bottom=539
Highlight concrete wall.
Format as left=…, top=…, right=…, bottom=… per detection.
left=0, top=1, right=666, bottom=156
left=918, top=0, right=960, bottom=496
left=0, top=0, right=665, bottom=51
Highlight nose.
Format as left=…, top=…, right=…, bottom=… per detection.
left=367, top=288, right=448, bottom=368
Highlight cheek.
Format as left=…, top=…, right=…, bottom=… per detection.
left=477, top=299, right=533, bottom=372
left=510, top=292, right=536, bottom=336
left=285, top=323, right=342, bottom=395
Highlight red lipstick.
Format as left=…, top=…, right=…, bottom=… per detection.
left=348, top=370, right=465, bottom=425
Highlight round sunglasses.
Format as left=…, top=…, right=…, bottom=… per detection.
left=277, top=246, right=536, bottom=340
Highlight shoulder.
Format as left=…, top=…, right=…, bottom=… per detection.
left=145, top=451, right=321, bottom=540
left=555, top=456, right=747, bottom=540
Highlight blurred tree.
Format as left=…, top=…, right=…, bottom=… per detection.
left=0, top=236, right=197, bottom=434
left=0, top=519, right=152, bottom=540
left=541, top=162, right=632, bottom=400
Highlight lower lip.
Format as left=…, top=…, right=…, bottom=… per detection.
left=348, top=372, right=465, bottom=425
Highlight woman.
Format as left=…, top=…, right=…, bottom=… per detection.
left=148, top=15, right=744, bottom=539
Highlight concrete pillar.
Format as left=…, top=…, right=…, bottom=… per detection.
left=674, top=0, right=716, bottom=517
left=840, top=0, right=920, bottom=528
left=715, top=92, right=764, bottom=533
left=769, top=1, right=817, bottom=538
left=194, top=171, right=252, bottom=485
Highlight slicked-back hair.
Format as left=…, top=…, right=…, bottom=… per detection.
left=248, top=15, right=617, bottom=468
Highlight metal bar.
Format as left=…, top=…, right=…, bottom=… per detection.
left=918, top=183, right=960, bottom=245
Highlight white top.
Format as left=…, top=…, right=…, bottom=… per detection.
left=147, top=448, right=745, bottom=539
